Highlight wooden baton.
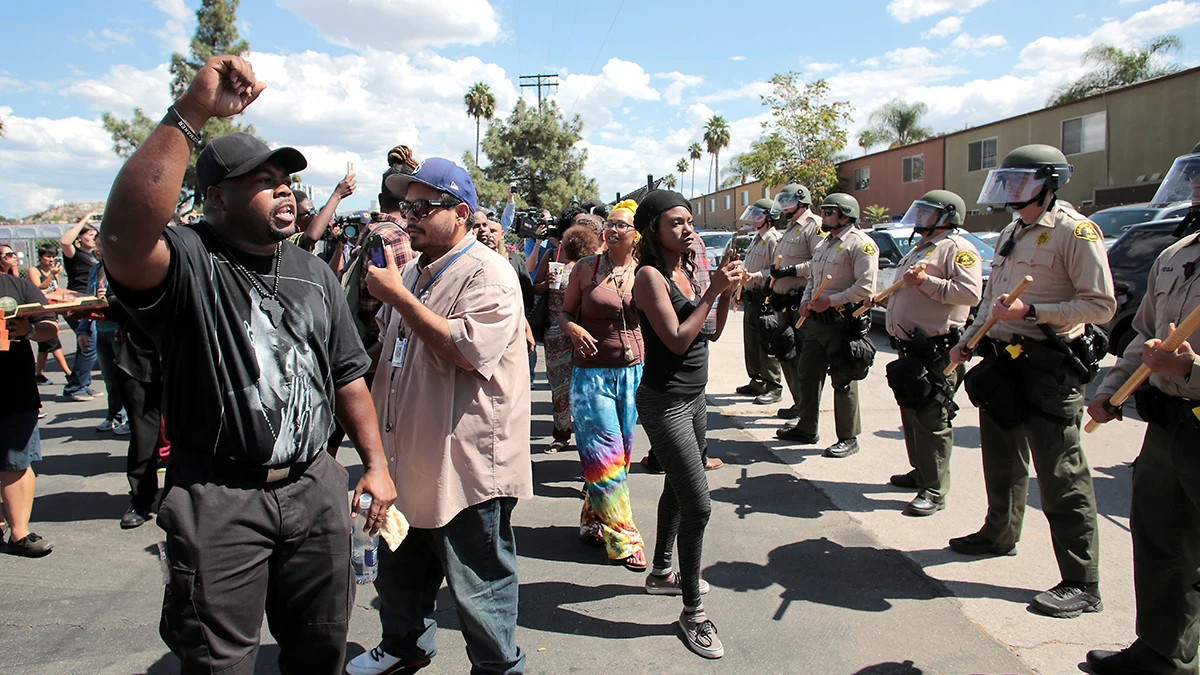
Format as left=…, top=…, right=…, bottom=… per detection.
left=766, top=255, right=784, bottom=292
left=794, top=275, right=833, bottom=330
left=942, top=274, right=1034, bottom=377
left=1084, top=300, right=1200, bottom=433
left=852, top=263, right=926, bottom=318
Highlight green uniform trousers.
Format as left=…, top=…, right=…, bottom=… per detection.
left=742, top=298, right=782, bottom=394
left=1130, top=418, right=1200, bottom=674
left=793, top=319, right=861, bottom=441
left=899, top=367, right=960, bottom=503
left=977, top=360, right=1099, bottom=583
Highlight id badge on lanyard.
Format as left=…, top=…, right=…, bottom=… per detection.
left=391, top=335, right=408, bottom=370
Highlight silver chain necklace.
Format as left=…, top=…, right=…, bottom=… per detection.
left=208, top=226, right=284, bottom=327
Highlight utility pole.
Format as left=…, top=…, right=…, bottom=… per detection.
left=519, top=74, right=559, bottom=108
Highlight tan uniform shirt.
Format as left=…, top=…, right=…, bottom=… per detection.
left=801, top=225, right=878, bottom=308
left=774, top=209, right=826, bottom=294
left=743, top=227, right=781, bottom=291
left=372, top=234, right=534, bottom=529
left=960, top=200, right=1115, bottom=345
left=1096, top=232, right=1200, bottom=401
left=886, top=230, right=985, bottom=339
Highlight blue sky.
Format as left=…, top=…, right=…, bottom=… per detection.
left=3, top=0, right=1200, bottom=217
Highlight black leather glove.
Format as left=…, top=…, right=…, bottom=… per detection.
left=769, top=265, right=797, bottom=279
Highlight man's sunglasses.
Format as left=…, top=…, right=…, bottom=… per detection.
left=399, top=198, right=460, bottom=220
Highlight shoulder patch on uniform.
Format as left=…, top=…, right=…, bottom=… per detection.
left=861, top=241, right=877, bottom=256
left=1073, top=221, right=1100, bottom=242
left=836, top=245, right=844, bottom=253
left=954, top=250, right=978, bottom=268
left=816, top=227, right=828, bottom=237
left=1036, top=231, right=1052, bottom=246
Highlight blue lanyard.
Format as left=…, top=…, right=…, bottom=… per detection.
left=410, top=240, right=476, bottom=300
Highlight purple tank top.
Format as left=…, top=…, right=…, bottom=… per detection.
left=575, top=257, right=644, bottom=368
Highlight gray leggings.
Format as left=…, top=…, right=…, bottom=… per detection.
left=636, top=386, right=711, bottom=609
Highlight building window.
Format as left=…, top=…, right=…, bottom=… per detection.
left=740, top=190, right=748, bottom=206
left=1062, top=111, right=1106, bottom=155
left=709, top=198, right=716, bottom=212
left=902, top=154, right=924, bottom=183
left=723, top=195, right=731, bottom=210
left=762, top=186, right=770, bottom=198
left=968, top=138, right=998, bottom=172
left=853, top=166, right=870, bottom=190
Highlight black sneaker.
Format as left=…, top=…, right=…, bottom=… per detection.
left=1086, top=641, right=1177, bottom=675
left=35, top=374, right=52, bottom=385
left=735, top=383, right=761, bottom=396
left=678, top=611, right=724, bottom=659
left=776, top=426, right=819, bottom=444
left=824, top=438, right=859, bottom=458
left=120, top=505, right=152, bottom=530
left=5, top=532, right=54, bottom=557
left=776, top=405, right=799, bottom=419
left=1031, top=581, right=1102, bottom=618
left=889, top=471, right=918, bottom=489
left=948, top=532, right=1016, bottom=556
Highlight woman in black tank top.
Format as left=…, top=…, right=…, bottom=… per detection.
left=630, top=190, right=744, bottom=660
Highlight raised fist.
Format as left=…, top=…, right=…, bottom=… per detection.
left=179, top=55, right=267, bottom=121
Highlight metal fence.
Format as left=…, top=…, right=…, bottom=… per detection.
left=0, top=224, right=72, bottom=268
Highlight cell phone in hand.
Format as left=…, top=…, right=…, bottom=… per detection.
left=509, top=183, right=518, bottom=195
left=366, top=234, right=387, bottom=268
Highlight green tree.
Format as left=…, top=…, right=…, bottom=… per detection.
left=688, top=143, right=703, bottom=197
left=856, top=98, right=933, bottom=151
left=703, top=115, right=730, bottom=193
left=675, top=158, right=690, bottom=192
left=719, top=153, right=752, bottom=189
left=737, top=74, right=853, bottom=201
left=468, top=98, right=597, bottom=214
left=863, top=204, right=890, bottom=225
left=101, top=0, right=255, bottom=216
left=1048, top=34, right=1183, bottom=106
left=662, top=174, right=677, bottom=190
left=463, top=82, right=496, bottom=166
left=0, top=115, right=5, bottom=137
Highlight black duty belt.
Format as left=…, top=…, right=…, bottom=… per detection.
left=172, top=449, right=323, bottom=485
left=889, top=333, right=958, bottom=359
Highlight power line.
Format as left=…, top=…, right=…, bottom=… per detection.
left=566, top=0, right=626, bottom=117
left=520, top=74, right=559, bottom=108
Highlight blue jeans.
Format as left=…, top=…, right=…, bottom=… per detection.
left=374, top=497, right=525, bottom=675
left=63, top=318, right=97, bottom=397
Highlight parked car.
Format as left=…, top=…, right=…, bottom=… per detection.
left=697, top=230, right=736, bottom=270
left=866, top=225, right=996, bottom=322
left=975, top=231, right=1000, bottom=249
left=1100, top=217, right=1187, bottom=357
left=1089, top=201, right=1191, bottom=249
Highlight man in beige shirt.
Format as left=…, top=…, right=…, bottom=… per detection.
left=767, top=184, right=826, bottom=419
left=779, top=193, right=877, bottom=458
left=353, top=157, right=532, bottom=675
left=738, top=198, right=784, bottom=404
left=947, top=144, right=1115, bottom=620
left=882, top=190, right=983, bottom=517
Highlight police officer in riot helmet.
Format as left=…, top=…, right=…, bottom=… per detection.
left=766, top=183, right=827, bottom=420
left=783, top=192, right=878, bottom=457
left=947, top=144, right=1116, bottom=619
left=1083, top=141, right=1200, bottom=675
left=880, top=190, right=983, bottom=516
left=736, top=198, right=785, bottom=404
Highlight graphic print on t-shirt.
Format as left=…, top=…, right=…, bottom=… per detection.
left=239, top=283, right=329, bottom=465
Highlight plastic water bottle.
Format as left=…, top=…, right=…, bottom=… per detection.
left=351, top=493, right=379, bottom=585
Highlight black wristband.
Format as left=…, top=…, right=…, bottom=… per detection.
left=164, top=105, right=202, bottom=145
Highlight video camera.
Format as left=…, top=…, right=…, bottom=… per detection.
left=514, top=210, right=553, bottom=239
left=324, top=211, right=372, bottom=242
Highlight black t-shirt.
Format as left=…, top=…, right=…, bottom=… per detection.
left=110, top=223, right=370, bottom=466
left=63, top=247, right=98, bottom=293
left=105, top=293, right=160, bottom=384
left=0, top=275, right=50, bottom=413
left=507, top=251, right=535, bottom=312
left=638, top=275, right=708, bottom=396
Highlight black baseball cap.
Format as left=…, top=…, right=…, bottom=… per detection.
left=196, top=132, right=307, bottom=201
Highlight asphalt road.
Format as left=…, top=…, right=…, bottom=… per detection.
left=1, top=311, right=1145, bottom=674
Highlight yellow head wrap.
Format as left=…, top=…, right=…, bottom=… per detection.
left=611, top=199, right=638, bottom=220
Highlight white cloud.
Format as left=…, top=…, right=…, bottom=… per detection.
left=151, top=0, right=191, bottom=53
left=886, top=0, right=991, bottom=23
left=886, top=46, right=938, bottom=67
left=695, top=81, right=772, bottom=104
left=655, top=72, right=704, bottom=106
left=278, top=0, right=501, bottom=52
left=922, top=16, right=962, bottom=39
left=63, top=63, right=172, bottom=113
left=730, top=56, right=747, bottom=62
left=803, top=61, right=842, bottom=74
left=0, top=110, right=121, bottom=217
left=554, top=58, right=660, bottom=130
left=1118, top=0, right=1146, bottom=3
left=948, top=33, right=1008, bottom=55
left=82, top=28, right=135, bottom=51
left=152, top=0, right=190, bottom=21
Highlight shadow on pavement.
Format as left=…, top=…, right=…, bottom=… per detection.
left=34, top=450, right=125, bottom=478
left=531, top=457, right=584, bottom=501
left=853, top=661, right=923, bottom=675
left=33, top=490, right=129, bottom=522
left=704, top=537, right=947, bottom=617
left=513, top=524, right=606, bottom=566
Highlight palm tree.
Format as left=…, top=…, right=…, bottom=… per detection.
left=463, top=82, right=497, bottom=165
left=662, top=174, right=678, bottom=190
left=703, top=115, right=730, bottom=193
left=675, top=158, right=690, bottom=191
left=0, top=114, right=5, bottom=138
left=719, top=153, right=751, bottom=189
left=1048, top=34, right=1183, bottom=105
left=688, top=143, right=703, bottom=196
left=857, top=99, right=934, bottom=151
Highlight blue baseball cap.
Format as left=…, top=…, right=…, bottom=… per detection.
left=384, top=157, right=477, bottom=212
